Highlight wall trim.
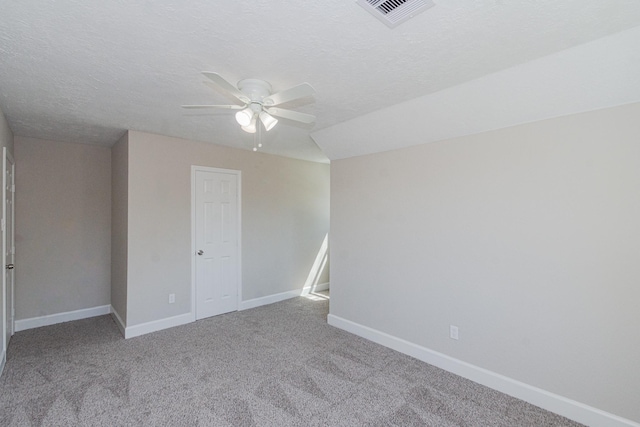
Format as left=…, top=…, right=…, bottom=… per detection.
left=12, top=284, right=329, bottom=339
left=239, top=282, right=330, bottom=311
left=240, top=289, right=301, bottom=311
left=117, top=283, right=330, bottom=339
left=327, top=314, right=640, bottom=427
left=124, top=312, right=193, bottom=339
left=14, top=305, right=111, bottom=332
left=110, top=306, right=126, bottom=337
left=311, top=282, right=330, bottom=292
left=0, top=350, right=5, bottom=375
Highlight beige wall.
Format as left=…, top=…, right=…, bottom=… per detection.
left=111, top=133, right=128, bottom=322
left=14, top=137, right=111, bottom=319
left=126, top=131, right=330, bottom=326
left=330, top=102, right=640, bottom=422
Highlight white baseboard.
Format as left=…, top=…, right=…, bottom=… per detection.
left=239, top=282, right=330, bottom=311
left=124, top=312, right=193, bottom=339
left=110, top=306, right=126, bottom=338
left=239, top=289, right=301, bottom=311
left=120, top=283, right=332, bottom=337
left=327, top=314, right=640, bottom=427
left=312, top=282, right=330, bottom=292
left=0, top=350, right=5, bottom=375
left=14, top=305, right=111, bottom=332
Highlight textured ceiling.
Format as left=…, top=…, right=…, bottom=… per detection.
left=1, top=1, right=640, bottom=163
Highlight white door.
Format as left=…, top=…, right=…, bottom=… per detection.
left=193, top=167, right=240, bottom=320
left=2, top=147, right=15, bottom=352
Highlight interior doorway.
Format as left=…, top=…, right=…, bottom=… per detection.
left=191, top=166, right=241, bottom=320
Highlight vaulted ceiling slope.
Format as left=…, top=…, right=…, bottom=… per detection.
left=1, top=1, right=639, bottom=163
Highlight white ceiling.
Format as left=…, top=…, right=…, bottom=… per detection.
left=1, top=1, right=640, bottom=163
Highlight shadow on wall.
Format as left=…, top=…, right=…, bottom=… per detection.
left=300, top=233, right=329, bottom=301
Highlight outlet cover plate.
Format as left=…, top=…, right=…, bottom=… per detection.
left=450, top=325, right=459, bottom=340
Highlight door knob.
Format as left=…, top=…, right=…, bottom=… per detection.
left=197, top=250, right=204, bottom=256
left=6, top=263, right=14, bottom=270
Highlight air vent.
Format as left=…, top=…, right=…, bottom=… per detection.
left=356, top=0, right=435, bottom=28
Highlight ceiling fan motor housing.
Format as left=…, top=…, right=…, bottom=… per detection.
left=237, top=79, right=273, bottom=103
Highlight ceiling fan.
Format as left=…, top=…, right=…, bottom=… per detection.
left=182, top=72, right=316, bottom=134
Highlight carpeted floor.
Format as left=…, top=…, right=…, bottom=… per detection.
left=0, top=296, right=583, bottom=426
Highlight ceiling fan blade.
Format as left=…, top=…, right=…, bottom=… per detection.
left=264, top=107, right=316, bottom=124
left=202, top=80, right=246, bottom=104
left=202, top=72, right=250, bottom=104
left=182, top=104, right=244, bottom=110
left=263, top=83, right=315, bottom=106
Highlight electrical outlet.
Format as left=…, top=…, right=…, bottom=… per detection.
left=169, top=293, right=175, bottom=304
left=450, top=325, right=459, bottom=340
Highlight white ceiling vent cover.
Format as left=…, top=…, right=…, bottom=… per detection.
left=356, top=0, right=435, bottom=28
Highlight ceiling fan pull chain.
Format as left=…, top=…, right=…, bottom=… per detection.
left=253, top=126, right=258, bottom=152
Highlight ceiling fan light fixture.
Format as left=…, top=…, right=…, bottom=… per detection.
left=235, top=107, right=254, bottom=126
left=259, top=111, right=278, bottom=131
left=241, top=115, right=257, bottom=133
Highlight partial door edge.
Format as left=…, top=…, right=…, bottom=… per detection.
left=2, top=147, right=15, bottom=368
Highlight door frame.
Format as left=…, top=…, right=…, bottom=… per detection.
left=190, top=165, right=242, bottom=322
left=2, top=147, right=15, bottom=367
